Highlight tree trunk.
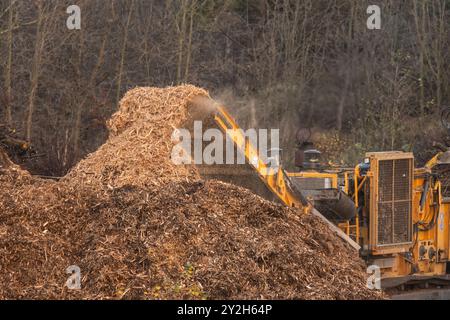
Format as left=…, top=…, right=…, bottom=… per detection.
left=184, top=0, right=196, bottom=82
left=4, top=0, right=14, bottom=127
left=176, top=0, right=187, bottom=84
left=116, top=0, right=135, bottom=105
left=26, top=1, right=45, bottom=142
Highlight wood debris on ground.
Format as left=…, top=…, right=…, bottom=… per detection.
left=0, top=85, right=383, bottom=300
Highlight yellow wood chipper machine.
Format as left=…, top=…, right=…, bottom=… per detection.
left=199, top=103, right=450, bottom=290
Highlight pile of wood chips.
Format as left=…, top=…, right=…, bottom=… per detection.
left=0, top=85, right=383, bottom=300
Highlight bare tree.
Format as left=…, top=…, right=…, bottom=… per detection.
left=116, top=0, right=135, bottom=105
left=0, top=0, right=447, bottom=174
left=25, top=0, right=46, bottom=142
left=3, top=0, right=15, bottom=127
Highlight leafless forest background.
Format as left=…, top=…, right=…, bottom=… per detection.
left=0, top=0, right=449, bottom=175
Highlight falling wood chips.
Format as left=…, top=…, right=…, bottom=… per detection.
left=0, top=85, right=383, bottom=300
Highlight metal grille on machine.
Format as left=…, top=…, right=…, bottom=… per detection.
left=377, top=159, right=412, bottom=245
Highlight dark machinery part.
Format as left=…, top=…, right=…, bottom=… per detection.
left=313, top=189, right=356, bottom=221
left=419, top=245, right=427, bottom=259
left=299, top=188, right=356, bottom=221
left=433, top=153, right=450, bottom=198
left=437, top=150, right=450, bottom=164
left=295, top=148, right=322, bottom=170
left=420, top=179, right=430, bottom=211
left=358, top=162, right=370, bottom=176
left=295, top=128, right=323, bottom=170
left=429, top=247, right=436, bottom=260
left=0, top=136, right=30, bottom=153
left=0, top=124, right=35, bottom=161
